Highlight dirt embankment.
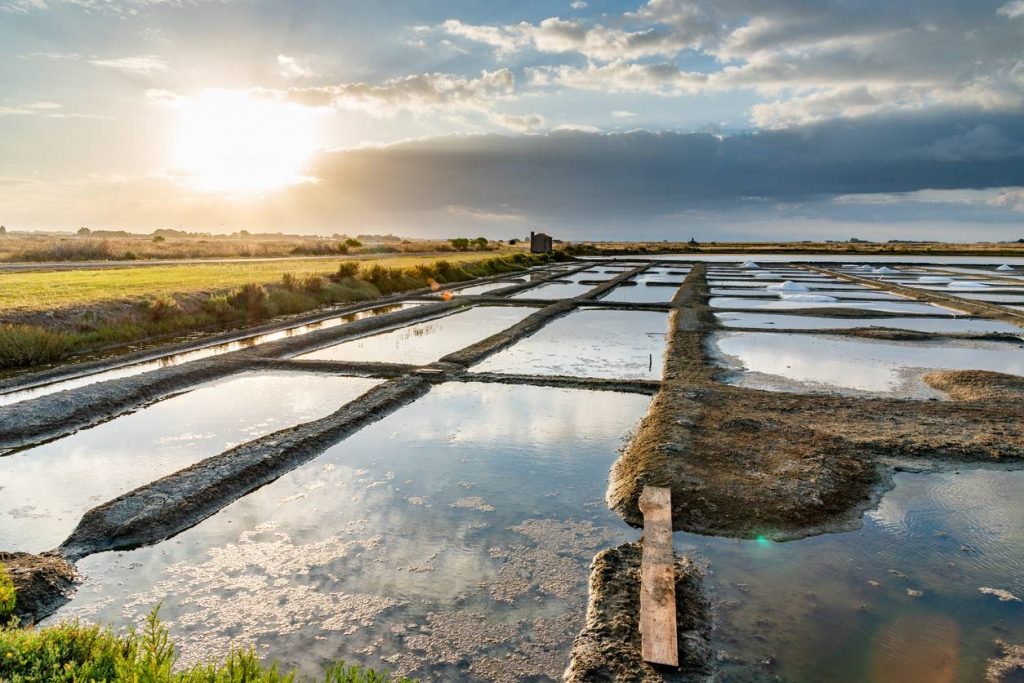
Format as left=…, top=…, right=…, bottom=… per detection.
left=565, top=542, right=712, bottom=683
left=609, top=264, right=1024, bottom=540
left=0, top=551, right=77, bottom=624
left=924, top=370, right=1024, bottom=403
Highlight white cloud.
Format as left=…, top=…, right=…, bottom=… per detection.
left=612, top=110, right=637, bottom=118
left=570, top=0, right=587, bottom=8
left=88, top=54, right=168, bottom=75
left=529, top=61, right=707, bottom=95
left=277, top=54, right=313, bottom=79
left=997, top=0, right=1024, bottom=19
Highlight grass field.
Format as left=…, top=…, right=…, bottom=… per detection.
left=0, top=252, right=514, bottom=313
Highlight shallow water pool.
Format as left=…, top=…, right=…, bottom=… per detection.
left=710, top=331, right=1024, bottom=397
left=714, top=312, right=1024, bottom=335
left=472, top=308, right=668, bottom=379
left=294, top=306, right=535, bottom=365
left=0, top=372, right=380, bottom=552
left=49, top=383, right=650, bottom=682
left=688, top=469, right=1024, bottom=682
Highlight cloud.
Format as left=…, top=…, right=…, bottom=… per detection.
left=570, top=0, right=587, bottom=8
left=273, top=69, right=543, bottom=131
left=435, top=1, right=1024, bottom=126
left=277, top=54, right=313, bottom=79
left=87, top=54, right=169, bottom=75
left=997, top=0, right=1024, bottom=18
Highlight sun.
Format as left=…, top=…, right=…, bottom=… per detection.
left=173, top=90, right=319, bottom=194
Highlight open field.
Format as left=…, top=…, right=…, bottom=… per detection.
left=0, top=251, right=519, bottom=313
left=0, top=231, right=513, bottom=263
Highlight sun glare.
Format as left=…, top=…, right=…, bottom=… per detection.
left=173, top=90, right=318, bottom=194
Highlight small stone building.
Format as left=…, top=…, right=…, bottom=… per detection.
left=530, top=231, right=553, bottom=254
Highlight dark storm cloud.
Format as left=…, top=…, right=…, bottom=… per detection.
left=304, top=110, right=1024, bottom=220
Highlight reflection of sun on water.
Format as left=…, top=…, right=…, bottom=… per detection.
left=173, top=90, right=318, bottom=194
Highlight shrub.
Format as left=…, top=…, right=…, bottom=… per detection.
left=143, top=295, right=181, bottom=323
left=201, top=295, right=236, bottom=324
left=344, top=238, right=361, bottom=248
left=0, top=564, right=14, bottom=621
left=0, top=607, right=414, bottom=682
left=449, top=238, right=470, bottom=251
left=291, top=242, right=348, bottom=256
left=0, top=324, right=72, bottom=368
left=229, top=283, right=270, bottom=320
left=331, top=262, right=360, bottom=281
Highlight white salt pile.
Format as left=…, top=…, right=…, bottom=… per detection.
left=779, top=293, right=838, bottom=302
left=997, top=264, right=1015, bottom=272
left=872, top=266, right=898, bottom=274
left=740, top=260, right=760, bottom=270
left=767, top=280, right=810, bottom=292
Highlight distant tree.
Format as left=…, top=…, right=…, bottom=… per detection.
left=450, top=237, right=470, bottom=251
left=344, top=238, right=362, bottom=248
left=152, top=235, right=165, bottom=243
left=77, top=227, right=91, bottom=236
left=239, top=229, right=250, bottom=237
left=508, top=238, right=519, bottom=245
left=0, top=225, right=6, bottom=236
left=473, top=236, right=488, bottom=249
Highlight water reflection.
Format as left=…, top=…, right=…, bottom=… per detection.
left=50, top=384, right=651, bottom=682
left=0, top=372, right=380, bottom=552
left=685, top=469, right=1024, bottom=682
left=294, top=306, right=534, bottom=365
left=472, top=308, right=668, bottom=380
left=711, top=331, right=1024, bottom=397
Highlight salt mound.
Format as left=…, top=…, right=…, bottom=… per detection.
left=779, top=293, right=838, bottom=302
left=917, top=276, right=952, bottom=283
left=997, top=264, right=1015, bottom=272
left=739, top=260, right=760, bottom=270
left=855, top=265, right=874, bottom=272
left=766, top=280, right=810, bottom=292
left=947, top=281, right=989, bottom=289
left=872, top=266, right=898, bottom=274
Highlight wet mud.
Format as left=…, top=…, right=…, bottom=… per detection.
left=0, top=551, right=78, bottom=624
left=565, top=541, right=712, bottom=682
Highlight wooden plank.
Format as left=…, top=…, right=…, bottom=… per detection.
left=638, top=485, right=678, bottom=667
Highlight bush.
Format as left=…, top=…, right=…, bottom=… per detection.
left=344, top=238, right=361, bottom=248
left=291, top=242, right=348, bottom=256
left=228, top=284, right=270, bottom=320
left=143, top=295, right=181, bottom=323
left=0, top=607, right=414, bottom=682
left=449, top=238, right=470, bottom=251
left=201, top=295, right=236, bottom=324
left=0, top=564, right=14, bottom=621
left=0, top=324, right=72, bottom=368
left=331, top=262, right=360, bottom=281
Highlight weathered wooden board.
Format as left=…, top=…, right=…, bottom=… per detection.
left=638, top=485, right=678, bottom=667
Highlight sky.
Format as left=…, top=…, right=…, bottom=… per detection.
left=1, top=0, right=1023, bottom=241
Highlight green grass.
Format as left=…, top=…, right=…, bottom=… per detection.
left=0, top=252, right=565, bottom=371
left=0, top=565, right=14, bottom=621
left=0, top=607, right=414, bottom=682
left=0, top=252, right=519, bottom=314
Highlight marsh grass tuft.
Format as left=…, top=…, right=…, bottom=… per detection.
left=0, top=607, right=414, bottom=682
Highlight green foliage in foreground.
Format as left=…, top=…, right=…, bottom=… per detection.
left=0, top=251, right=568, bottom=371
left=0, top=564, right=15, bottom=621
left=0, top=608, right=415, bottom=683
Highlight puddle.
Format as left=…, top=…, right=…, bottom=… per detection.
left=709, top=331, right=1024, bottom=397
left=510, top=282, right=597, bottom=300
left=49, top=383, right=650, bottom=682
left=0, top=303, right=418, bottom=408
left=687, top=469, right=1024, bottom=682
left=0, top=372, right=380, bottom=552
left=714, top=312, right=1024, bottom=335
left=598, top=280, right=678, bottom=303
left=294, top=306, right=535, bottom=365
left=709, top=298, right=958, bottom=315
left=472, top=308, right=668, bottom=380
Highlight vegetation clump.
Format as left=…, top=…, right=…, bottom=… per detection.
left=0, top=564, right=15, bottom=622
left=0, top=608, right=414, bottom=682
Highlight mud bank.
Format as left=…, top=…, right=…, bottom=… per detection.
left=609, top=265, right=1024, bottom=540
left=565, top=542, right=712, bottom=682
left=0, top=551, right=77, bottom=624
left=924, top=369, right=1024, bottom=403
left=59, top=375, right=429, bottom=560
